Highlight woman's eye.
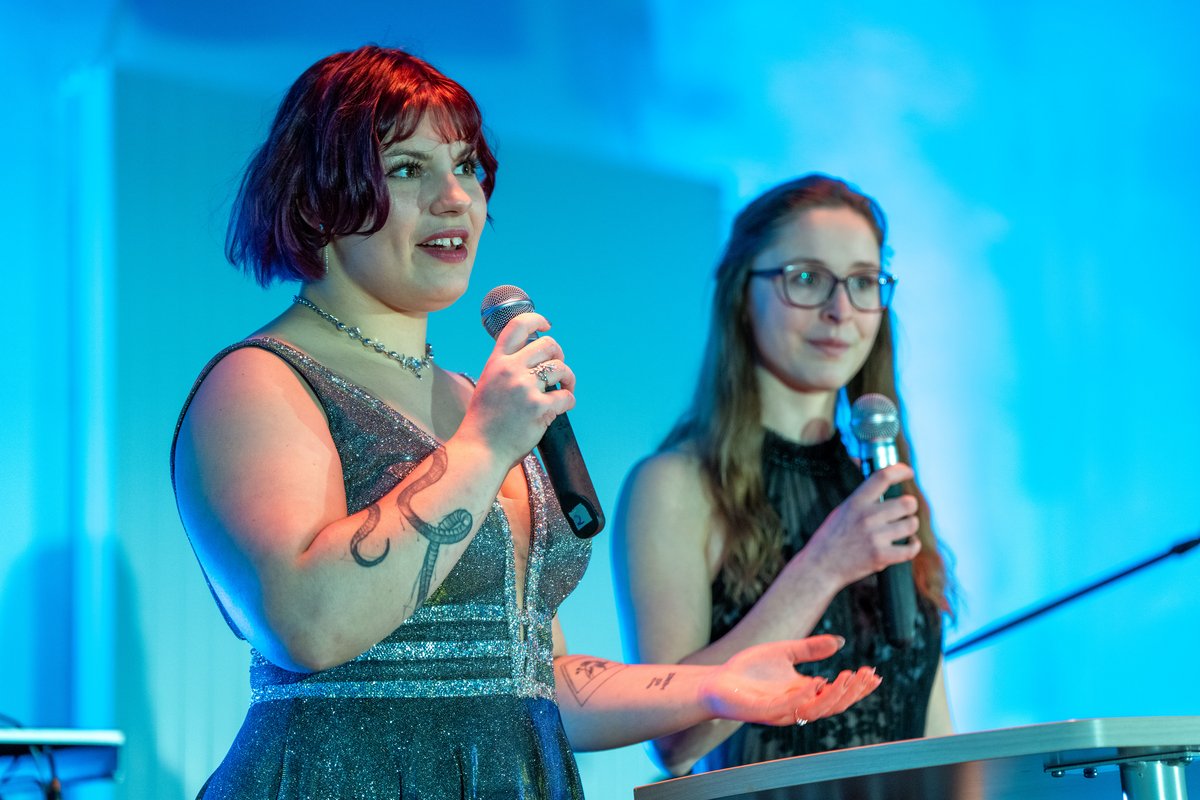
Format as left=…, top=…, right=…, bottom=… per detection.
left=848, top=275, right=876, bottom=292
left=454, top=156, right=482, bottom=179
left=389, top=161, right=422, bottom=179
left=792, top=270, right=819, bottom=286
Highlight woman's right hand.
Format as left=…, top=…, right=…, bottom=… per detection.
left=699, top=636, right=881, bottom=727
left=459, top=311, right=577, bottom=468
left=794, top=464, right=922, bottom=591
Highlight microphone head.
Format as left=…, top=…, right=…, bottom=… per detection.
left=480, top=284, right=535, bottom=340
left=850, top=393, right=901, bottom=444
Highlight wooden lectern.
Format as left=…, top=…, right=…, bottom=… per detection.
left=0, top=729, right=124, bottom=797
left=635, top=717, right=1199, bottom=800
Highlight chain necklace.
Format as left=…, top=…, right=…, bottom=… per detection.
left=292, top=295, right=434, bottom=380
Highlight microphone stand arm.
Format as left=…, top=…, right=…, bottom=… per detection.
left=946, top=532, right=1200, bottom=658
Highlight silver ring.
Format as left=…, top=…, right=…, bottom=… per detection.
left=530, top=362, right=554, bottom=384
left=794, top=714, right=809, bottom=727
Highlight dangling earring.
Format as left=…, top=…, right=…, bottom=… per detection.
left=318, top=223, right=329, bottom=274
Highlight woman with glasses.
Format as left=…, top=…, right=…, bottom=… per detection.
left=613, top=174, right=956, bottom=776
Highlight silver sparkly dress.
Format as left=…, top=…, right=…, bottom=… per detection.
left=171, top=339, right=592, bottom=799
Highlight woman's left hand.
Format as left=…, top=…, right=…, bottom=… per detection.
left=698, top=635, right=881, bottom=727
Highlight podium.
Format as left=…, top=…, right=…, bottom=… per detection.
left=634, top=717, right=1199, bottom=800
left=0, top=729, right=124, bottom=796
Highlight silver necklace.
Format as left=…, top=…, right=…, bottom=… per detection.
left=293, top=295, right=434, bottom=380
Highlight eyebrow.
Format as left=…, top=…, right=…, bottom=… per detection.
left=383, top=148, right=432, bottom=161
left=784, top=257, right=881, bottom=271
left=382, top=144, right=475, bottom=162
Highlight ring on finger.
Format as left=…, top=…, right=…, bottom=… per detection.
left=794, top=711, right=809, bottom=726
left=530, top=361, right=555, bottom=385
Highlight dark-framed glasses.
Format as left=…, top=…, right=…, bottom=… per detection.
left=749, top=263, right=896, bottom=311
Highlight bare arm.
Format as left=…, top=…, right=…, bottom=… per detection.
left=173, top=313, right=572, bottom=672
left=551, top=621, right=879, bottom=752
left=612, top=449, right=920, bottom=774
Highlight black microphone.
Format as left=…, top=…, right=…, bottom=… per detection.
left=850, top=393, right=917, bottom=648
left=480, top=285, right=605, bottom=539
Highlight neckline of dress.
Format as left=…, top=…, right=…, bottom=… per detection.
left=762, top=427, right=844, bottom=458
left=248, top=335, right=543, bottom=618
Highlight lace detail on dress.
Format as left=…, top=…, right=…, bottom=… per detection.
left=706, top=429, right=941, bottom=768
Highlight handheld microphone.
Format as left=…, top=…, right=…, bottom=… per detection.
left=480, top=285, right=605, bottom=539
left=850, top=393, right=917, bottom=648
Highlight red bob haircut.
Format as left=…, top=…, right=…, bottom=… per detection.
left=226, top=45, right=498, bottom=286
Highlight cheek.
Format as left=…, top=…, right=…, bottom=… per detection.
left=858, top=314, right=883, bottom=347
left=745, top=290, right=776, bottom=351
left=746, top=281, right=785, bottom=330
left=747, top=294, right=803, bottom=362
left=380, top=209, right=418, bottom=246
left=469, top=187, right=487, bottom=220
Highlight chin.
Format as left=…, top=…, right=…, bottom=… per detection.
left=422, top=272, right=474, bottom=309
left=792, top=370, right=859, bottom=394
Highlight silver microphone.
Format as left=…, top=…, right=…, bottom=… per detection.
left=850, top=393, right=916, bottom=647
left=479, top=285, right=604, bottom=538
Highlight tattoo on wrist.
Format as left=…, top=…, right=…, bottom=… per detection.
left=349, top=503, right=389, bottom=567
left=645, top=672, right=676, bottom=691
left=396, top=447, right=473, bottom=600
left=559, top=657, right=626, bottom=706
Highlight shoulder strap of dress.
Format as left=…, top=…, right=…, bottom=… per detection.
left=169, top=338, right=331, bottom=487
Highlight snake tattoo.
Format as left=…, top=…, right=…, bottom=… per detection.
left=395, top=447, right=474, bottom=601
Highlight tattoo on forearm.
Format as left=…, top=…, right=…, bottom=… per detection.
left=349, top=503, right=389, bottom=567
left=396, top=447, right=473, bottom=600
left=558, top=657, right=627, bottom=706
left=645, top=672, right=676, bottom=691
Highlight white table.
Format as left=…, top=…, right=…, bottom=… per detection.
left=635, top=717, right=1199, bottom=800
left=0, top=728, right=124, bottom=796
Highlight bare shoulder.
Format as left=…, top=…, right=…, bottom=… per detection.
left=174, top=341, right=345, bottom=567
left=617, top=441, right=715, bottom=550
left=625, top=442, right=707, bottom=498
left=175, top=343, right=337, bottom=509
left=181, top=343, right=324, bottom=439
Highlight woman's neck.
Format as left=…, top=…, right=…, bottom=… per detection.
left=755, top=365, right=838, bottom=444
left=298, top=280, right=430, bottom=358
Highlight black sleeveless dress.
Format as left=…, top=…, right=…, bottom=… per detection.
left=703, top=429, right=941, bottom=769
left=171, top=338, right=591, bottom=799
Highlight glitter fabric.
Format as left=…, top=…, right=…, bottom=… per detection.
left=171, top=338, right=592, bottom=799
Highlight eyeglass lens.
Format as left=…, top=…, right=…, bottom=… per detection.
left=783, top=267, right=890, bottom=310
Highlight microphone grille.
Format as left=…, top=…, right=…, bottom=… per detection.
left=480, top=284, right=534, bottom=340
left=850, top=393, right=900, bottom=443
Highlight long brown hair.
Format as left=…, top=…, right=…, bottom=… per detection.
left=663, top=174, right=954, bottom=613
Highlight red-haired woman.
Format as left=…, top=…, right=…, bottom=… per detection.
left=171, top=50, right=880, bottom=799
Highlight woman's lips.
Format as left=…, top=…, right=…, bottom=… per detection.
left=807, top=338, right=851, bottom=357
left=417, top=230, right=470, bottom=263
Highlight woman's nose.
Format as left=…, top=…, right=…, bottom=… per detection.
left=428, top=171, right=471, bottom=215
left=820, top=281, right=854, bottom=322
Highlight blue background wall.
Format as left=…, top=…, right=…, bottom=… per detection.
left=2, top=1, right=1198, bottom=798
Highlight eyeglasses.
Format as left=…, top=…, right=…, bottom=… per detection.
left=748, top=263, right=896, bottom=311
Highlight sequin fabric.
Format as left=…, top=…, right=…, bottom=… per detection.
left=171, top=338, right=592, bottom=799
left=701, top=429, right=941, bottom=770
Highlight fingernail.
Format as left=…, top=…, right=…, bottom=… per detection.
left=835, top=636, right=846, bottom=648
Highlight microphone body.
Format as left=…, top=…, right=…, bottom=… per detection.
left=850, top=394, right=917, bottom=648
left=480, top=285, right=605, bottom=539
